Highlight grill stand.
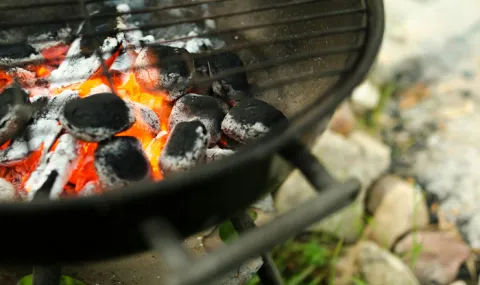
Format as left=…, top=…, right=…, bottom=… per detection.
left=142, top=140, right=360, bottom=285
left=30, top=140, right=359, bottom=285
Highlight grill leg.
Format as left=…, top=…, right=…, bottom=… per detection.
left=231, top=212, right=285, bottom=285
left=32, top=265, right=61, bottom=285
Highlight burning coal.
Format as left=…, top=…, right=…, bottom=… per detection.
left=0, top=3, right=288, bottom=202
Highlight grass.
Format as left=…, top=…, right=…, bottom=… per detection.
left=245, top=232, right=362, bottom=285
left=17, top=275, right=86, bottom=285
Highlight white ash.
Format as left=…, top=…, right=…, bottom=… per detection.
left=49, top=36, right=118, bottom=89
left=38, top=90, right=79, bottom=120
left=28, top=27, right=72, bottom=51
left=88, top=83, right=112, bottom=95
left=160, top=122, right=209, bottom=175
left=0, top=139, right=29, bottom=166
left=26, top=118, right=63, bottom=155
left=78, top=181, right=99, bottom=197
left=0, top=178, right=18, bottom=202
left=25, top=133, right=79, bottom=201
left=160, top=30, right=214, bottom=53
left=110, top=50, right=133, bottom=73
left=205, top=146, right=235, bottom=163
left=221, top=113, right=270, bottom=144
left=128, top=101, right=161, bottom=135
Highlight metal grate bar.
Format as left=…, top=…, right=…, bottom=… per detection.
left=0, top=0, right=338, bottom=29
left=0, top=0, right=104, bottom=11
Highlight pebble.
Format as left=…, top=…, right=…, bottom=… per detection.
left=351, top=81, right=380, bottom=112
left=275, top=130, right=390, bottom=242
left=366, top=175, right=429, bottom=248
left=329, top=101, right=356, bottom=137
left=358, top=241, right=420, bottom=285
left=394, top=231, right=471, bottom=285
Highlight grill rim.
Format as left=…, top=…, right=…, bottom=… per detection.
left=0, top=0, right=384, bottom=263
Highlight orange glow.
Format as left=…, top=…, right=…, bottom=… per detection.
left=1, top=43, right=175, bottom=196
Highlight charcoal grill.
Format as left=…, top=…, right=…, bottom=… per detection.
left=0, top=0, right=384, bottom=284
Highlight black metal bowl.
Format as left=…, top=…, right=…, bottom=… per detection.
left=0, top=0, right=384, bottom=264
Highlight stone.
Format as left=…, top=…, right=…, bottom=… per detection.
left=449, top=281, right=467, bottom=285
left=357, top=241, right=420, bottom=285
left=394, top=231, right=471, bottom=285
left=329, top=101, right=356, bottom=137
left=351, top=81, right=380, bottom=112
left=366, top=175, right=429, bottom=248
left=275, top=130, right=391, bottom=242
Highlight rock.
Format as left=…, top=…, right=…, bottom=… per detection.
left=357, top=241, right=420, bottom=285
left=329, top=101, right=356, bottom=136
left=394, top=231, right=471, bottom=285
left=450, top=281, right=467, bottom=285
left=366, top=175, right=429, bottom=248
left=275, top=130, right=391, bottom=242
left=351, top=81, right=380, bottom=112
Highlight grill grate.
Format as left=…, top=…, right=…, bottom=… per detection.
left=0, top=0, right=383, bottom=284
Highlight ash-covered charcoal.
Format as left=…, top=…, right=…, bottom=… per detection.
left=0, top=139, right=29, bottom=166
left=78, top=5, right=120, bottom=56
left=134, top=45, right=194, bottom=101
left=221, top=98, right=288, bottom=144
left=60, top=92, right=135, bottom=142
left=0, top=87, right=30, bottom=146
left=206, top=146, right=235, bottom=164
left=49, top=36, right=118, bottom=89
left=0, top=43, right=37, bottom=61
left=0, top=178, right=18, bottom=202
left=160, top=120, right=209, bottom=175
left=36, top=90, right=79, bottom=120
left=208, top=52, right=251, bottom=106
left=169, top=94, right=227, bottom=145
left=25, top=134, right=80, bottom=200
left=94, top=136, right=151, bottom=188
left=127, top=101, right=161, bottom=135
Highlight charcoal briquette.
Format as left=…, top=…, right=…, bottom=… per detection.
left=78, top=5, right=119, bottom=56
left=208, top=52, right=251, bottom=106
left=0, top=87, right=30, bottom=146
left=127, top=101, right=161, bottom=135
left=134, top=44, right=193, bottom=101
left=94, top=136, right=151, bottom=188
left=221, top=98, right=288, bottom=144
left=60, top=92, right=135, bottom=142
left=159, top=120, right=209, bottom=176
left=169, top=93, right=228, bottom=145
left=206, top=146, right=235, bottom=164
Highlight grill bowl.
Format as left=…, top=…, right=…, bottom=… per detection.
left=0, top=0, right=384, bottom=264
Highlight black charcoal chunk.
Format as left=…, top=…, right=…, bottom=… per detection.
left=0, top=43, right=37, bottom=60
left=134, top=44, right=193, bottom=101
left=95, top=136, right=151, bottom=188
left=221, top=98, right=288, bottom=144
left=0, top=87, right=30, bottom=146
left=208, top=52, right=251, bottom=106
left=206, top=146, right=235, bottom=164
left=159, top=120, right=209, bottom=176
left=60, top=92, right=135, bottom=142
left=169, top=94, right=227, bottom=145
